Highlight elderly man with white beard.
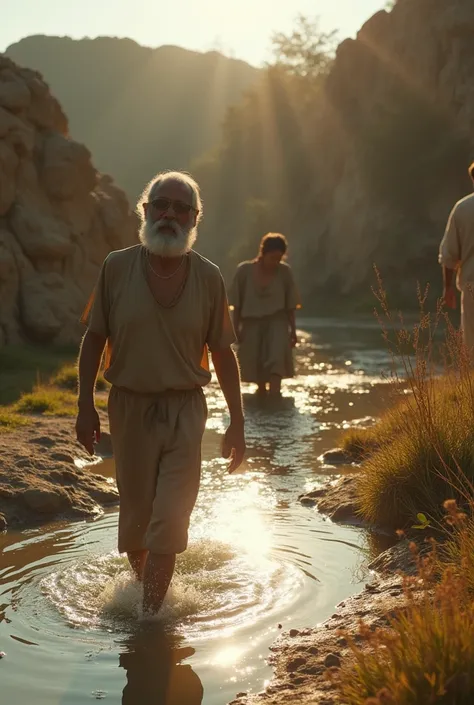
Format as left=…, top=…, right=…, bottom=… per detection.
left=75, top=171, right=246, bottom=616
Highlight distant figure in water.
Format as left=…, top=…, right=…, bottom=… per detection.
left=439, top=162, right=474, bottom=357
left=230, top=233, right=301, bottom=397
left=75, top=170, right=246, bottom=616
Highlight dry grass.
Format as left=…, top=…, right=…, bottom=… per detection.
left=14, top=386, right=80, bottom=416
left=335, top=506, right=474, bottom=705
left=52, top=364, right=109, bottom=392
left=344, top=275, right=474, bottom=529
left=334, top=278, right=474, bottom=703
left=335, top=564, right=474, bottom=704
left=0, top=409, right=30, bottom=431
left=13, top=385, right=107, bottom=417
left=0, top=344, right=77, bottom=405
left=0, top=352, right=108, bottom=431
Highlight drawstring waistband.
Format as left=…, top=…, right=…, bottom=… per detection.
left=111, top=385, right=204, bottom=429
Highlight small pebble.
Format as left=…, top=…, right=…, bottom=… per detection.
left=289, top=629, right=300, bottom=638
left=0, top=652, right=5, bottom=659
left=277, top=623, right=282, bottom=629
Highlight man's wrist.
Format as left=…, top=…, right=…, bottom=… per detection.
left=230, top=411, right=245, bottom=426
left=78, top=396, right=95, bottom=410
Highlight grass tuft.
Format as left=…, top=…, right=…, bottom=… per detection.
left=335, top=510, right=474, bottom=705
left=14, top=387, right=79, bottom=417
left=0, top=409, right=30, bottom=431
left=51, top=364, right=109, bottom=392
left=343, top=273, right=474, bottom=529
left=334, top=276, right=474, bottom=704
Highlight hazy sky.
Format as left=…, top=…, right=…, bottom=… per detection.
left=1, top=0, right=387, bottom=66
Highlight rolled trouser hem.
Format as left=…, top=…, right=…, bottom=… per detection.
left=144, top=534, right=189, bottom=555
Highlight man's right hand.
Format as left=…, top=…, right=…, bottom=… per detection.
left=75, top=405, right=101, bottom=455
left=444, top=286, right=457, bottom=310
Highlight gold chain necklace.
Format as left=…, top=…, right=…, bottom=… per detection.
left=147, top=252, right=186, bottom=280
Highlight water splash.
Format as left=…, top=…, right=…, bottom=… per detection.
left=41, top=538, right=301, bottom=639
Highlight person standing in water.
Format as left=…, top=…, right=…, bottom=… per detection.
left=439, top=162, right=474, bottom=358
left=230, top=233, right=300, bottom=397
left=75, top=170, right=246, bottom=616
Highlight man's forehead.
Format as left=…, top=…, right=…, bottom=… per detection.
left=152, top=179, right=193, bottom=203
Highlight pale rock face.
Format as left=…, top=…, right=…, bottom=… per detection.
left=297, top=0, right=474, bottom=303
left=0, top=55, right=136, bottom=347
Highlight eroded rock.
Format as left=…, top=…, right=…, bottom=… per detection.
left=0, top=55, right=136, bottom=348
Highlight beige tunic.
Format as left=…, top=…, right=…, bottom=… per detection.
left=439, top=193, right=474, bottom=355
left=230, top=261, right=300, bottom=383
left=81, top=245, right=236, bottom=393
left=439, top=192, right=474, bottom=290
left=81, top=245, right=235, bottom=555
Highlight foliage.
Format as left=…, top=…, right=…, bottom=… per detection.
left=0, top=409, right=29, bottom=431
left=335, top=541, right=474, bottom=704
left=271, top=15, right=337, bottom=80
left=0, top=344, right=77, bottom=405
left=52, top=364, right=109, bottom=392
left=339, top=276, right=474, bottom=529
left=13, top=385, right=107, bottom=417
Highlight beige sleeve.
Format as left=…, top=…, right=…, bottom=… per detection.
left=80, top=258, right=111, bottom=337
left=207, top=273, right=237, bottom=351
left=439, top=207, right=461, bottom=270
left=284, top=265, right=302, bottom=310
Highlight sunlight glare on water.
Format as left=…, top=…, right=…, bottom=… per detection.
left=0, top=319, right=394, bottom=705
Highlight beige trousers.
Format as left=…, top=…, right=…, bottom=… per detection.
left=108, top=386, right=207, bottom=555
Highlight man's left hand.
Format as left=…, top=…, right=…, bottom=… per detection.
left=222, top=420, right=246, bottom=473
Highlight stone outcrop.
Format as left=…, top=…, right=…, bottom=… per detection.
left=0, top=411, right=118, bottom=529
left=298, top=0, right=474, bottom=306
left=0, top=55, right=136, bottom=347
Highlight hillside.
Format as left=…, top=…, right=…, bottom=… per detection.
left=6, top=36, right=259, bottom=201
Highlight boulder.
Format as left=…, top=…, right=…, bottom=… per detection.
left=21, top=487, right=72, bottom=514
left=0, top=56, right=136, bottom=347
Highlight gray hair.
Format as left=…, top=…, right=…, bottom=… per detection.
left=137, top=170, right=203, bottom=223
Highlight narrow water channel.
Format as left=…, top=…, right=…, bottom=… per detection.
left=0, top=318, right=393, bottom=704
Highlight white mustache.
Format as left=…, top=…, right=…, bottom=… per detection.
left=152, top=219, right=181, bottom=236
left=139, top=216, right=197, bottom=257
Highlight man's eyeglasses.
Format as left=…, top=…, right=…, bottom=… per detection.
left=149, top=197, right=196, bottom=215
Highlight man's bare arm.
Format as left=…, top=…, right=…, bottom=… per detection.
left=442, top=266, right=457, bottom=309
left=443, top=266, right=456, bottom=289
left=211, top=346, right=245, bottom=472
left=76, top=331, right=107, bottom=454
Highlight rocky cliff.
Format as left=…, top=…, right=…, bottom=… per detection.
left=192, top=0, right=474, bottom=310
left=0, top=55, right=136, bottom=347
left=302, top=0, right=474, bottom=305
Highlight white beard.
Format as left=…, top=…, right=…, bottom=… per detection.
left=139, top=218, right=197, bottom=257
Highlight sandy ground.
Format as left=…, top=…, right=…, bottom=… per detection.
left=0, top=405, right=117, bottom=531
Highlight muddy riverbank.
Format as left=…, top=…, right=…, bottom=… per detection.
left=0, top=407, right=117, bottom=531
